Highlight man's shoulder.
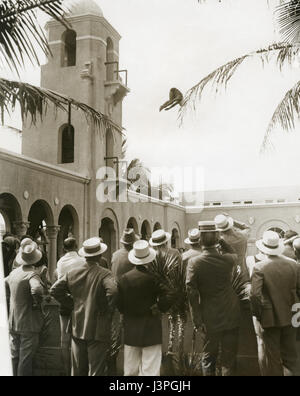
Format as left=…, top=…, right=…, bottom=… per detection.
left=112, top=248, right=128, bottom=260
left=182, top=249, right=200, bottom=261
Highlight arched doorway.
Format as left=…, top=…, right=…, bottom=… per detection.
left=0, top=193, right=22, bottom=234
left=105, top=128, right=115, bottom=170
left=57, top=205, right=79, bottom=260
left=58, top=124, right=75, bottom=164
left=106, top=37, right=115, bottom=81
left=141, top=220, right=151, bottom=241
left=61, top=29, right=77, bottom=67
left=127, top=217, right=139, bottom=235
left=153, top=222, right=162, bottom=232
left=99, top=217, right=117, bottom=265
left=28, top=200, right=54, bottom=257
left=171, top=228, right=180, bottom=249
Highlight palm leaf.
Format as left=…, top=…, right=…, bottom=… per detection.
left=180, top=43, right=300, bottom=122
left=0, top=0, right=69, bottom=75
left=261, top=79, right=300, bottom=153
left=148, top=250, right=188, bottom=318
left=277, top=0, right=300, bottom=43
left=0, top=77, right=123, bottom=134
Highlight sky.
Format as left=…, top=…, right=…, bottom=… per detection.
left=1, top=0, right=300, bottom=192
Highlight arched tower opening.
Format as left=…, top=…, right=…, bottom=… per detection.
left=61, top=29, right=77, bottom=67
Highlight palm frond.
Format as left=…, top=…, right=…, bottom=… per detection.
left=148, top=250, right=188, bottom=318
left=277, top=0, right=300, bottom=43
left=0, top=77, right=122, bottom=134
left=0, top=0, right=69, bottom=75
left=180, top=43, right=300, bottom=121
left=261, top=79, right=300, bottom=153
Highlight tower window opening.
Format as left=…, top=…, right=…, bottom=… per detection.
left=106, top=37, right=115, bottom=81
left=60, top=125, right=75, bottom=164
left=61, top=30, right=77, bottom=67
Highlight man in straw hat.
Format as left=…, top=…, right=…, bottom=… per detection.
left=111, top=228, right=139, bottom=281
left=55, top=237, right=85, bottom=376
left=182, top=228, right=202, bottom=266
left=50, top=237, right=117, bottom=376
left=117, top=240, right=172, bottom=376
left=186, top=221, right=241, bottom=376
left=250, top=231, right=300, bottom=376
left=215, top=213, right=250, bottom=273
left=149, top=229, right=182, bottom=269
left=215, top=213, right=251, bottom=303
left=5, top=240, right=44, bottom=376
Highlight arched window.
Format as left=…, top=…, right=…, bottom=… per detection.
left=106, top=128, right=114, bottom=169
left=61, top=30, right=77, bottom=67
left=106, top=37, right=115, bottom=81
left=59, top=124, right=75, bottom=164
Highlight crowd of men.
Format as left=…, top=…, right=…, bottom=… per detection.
left=3, top=213, right=300, bottom=376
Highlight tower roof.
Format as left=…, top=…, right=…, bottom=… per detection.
left=65, top=0, right=104, bottom=18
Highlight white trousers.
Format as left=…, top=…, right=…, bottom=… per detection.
left=124, top=344, right=162, bottom=376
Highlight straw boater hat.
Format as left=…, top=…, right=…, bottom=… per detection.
left=16, top=241, right=42, bottom=266
left=128, top=240, right=156, bottom=266
left=256, top=231, right=285, bottom=256
left=149, top=229, right=171, bottom=247
left=120, top=228, right=139, bottom=245
left=215, top=215, right=234, bottom=232
left=198, top=221, right=218, bottom=233
left=185, top=228, right=201, bottom=245
left=79, top=237, right=107, bottom=258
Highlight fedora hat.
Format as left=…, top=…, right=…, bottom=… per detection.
left=256, top=231, right=285, bottom=256
left=79, top=237, right=107, bottom=258
left=215, top=215, right=234, bottom=232
left=128, top=240, right=156, bottom=265
left=185, top=228, right=201, bottom=245
left=120, top=228, right=139, bottom=245
left=149, top=229, right=171, bottom=247
left=198, top=221, right=218, bottom=233
left=16, top=241, right=42, bottom=266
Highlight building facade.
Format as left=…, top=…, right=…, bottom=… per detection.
left=1, top=0, right=300, bottom=281
left=0, top=0, right=186, bottom=280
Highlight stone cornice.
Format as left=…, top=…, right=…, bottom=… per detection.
left=0, top=149, right=90, bottom=185
left=185, top=201, right=300, bottom=213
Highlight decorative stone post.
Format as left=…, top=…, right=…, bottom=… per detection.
left=13, top=221, right=30, bottom=239
left=46, top=226, right=60, bottom=283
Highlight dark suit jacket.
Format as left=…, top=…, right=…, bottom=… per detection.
left=283, top=245, right=297, bottom=261
left=250, top=255, right=300, bottom=328
left=117, top=267, right=172, bottom=347
left=5, top=266, right=44, bottom=333
left=182, top=248, right=202, bottom=267
left=111, top=248, right=134, bottom=281
left=186, top=247, right=241, bottom=333
left=221, top=229, right=248, bottom=272
left=50, top=261, right=117, bottom=342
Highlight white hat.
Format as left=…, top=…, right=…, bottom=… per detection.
left=185, top=228, right=201, bottom=245
left=128, top=240, right=156, bottom=265
left=256, top=231, right=285, bottom=256
left=149, top=229, right=171, bottom=247
left=79, top=237, right=107, bottom=258
left=215, top=215, right=234, bottom=232
left=16, top=241, right=42, bottom=266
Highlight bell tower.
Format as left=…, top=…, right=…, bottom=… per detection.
left=22, top=0, right=129, bottom=177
